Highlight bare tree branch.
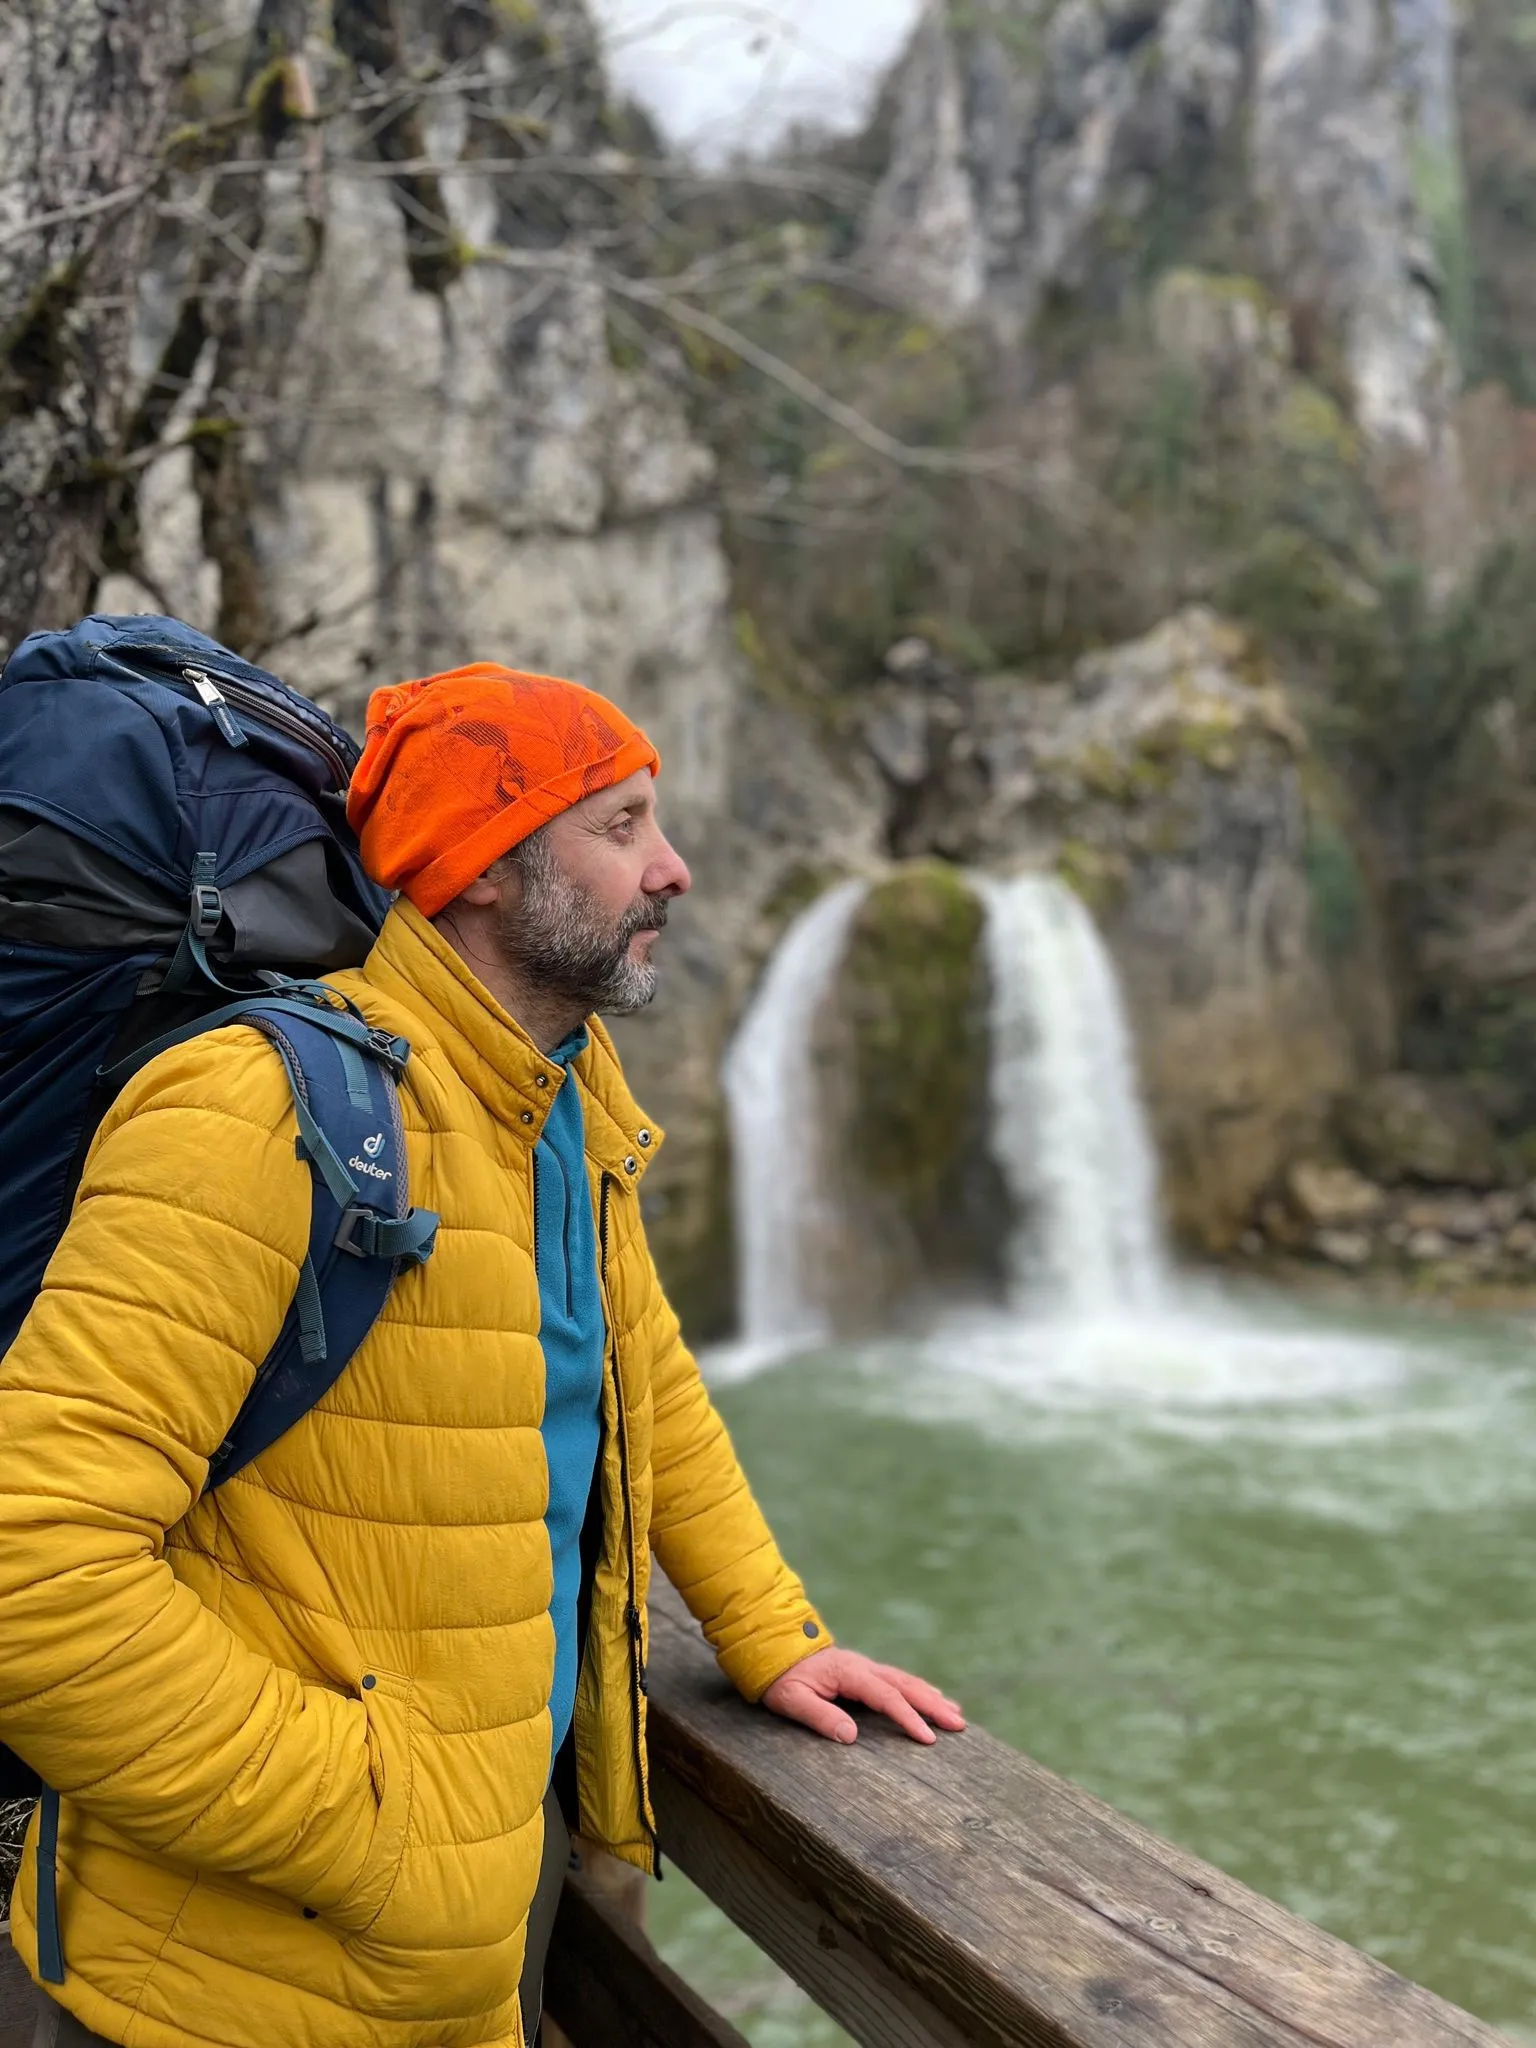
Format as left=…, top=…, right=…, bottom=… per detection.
left=203, top=152, right=871, bottom=204
left=468, top=241, right=1029, bottom=488
left=334, top=0, right=464, bottom=296
left=0, top=178, right=159, bottom=253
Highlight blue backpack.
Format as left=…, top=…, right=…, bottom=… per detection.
left=0, top=616, right=440, bottom=1980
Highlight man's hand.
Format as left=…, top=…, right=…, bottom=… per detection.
left=761, top=1648, right=966, bottom=1746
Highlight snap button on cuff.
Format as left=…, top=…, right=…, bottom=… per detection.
left=535, top=1074, right=549, bottom=1088
left=802, top=1621, right=820, bottom=1639
left=521, top=1111, right=534, bottom=1125
left=361, top=1673, right=377, bottom=1690
left=637, top=1128, right=652, bottom=1147
left=623, top=1155, right=638, bottom=1174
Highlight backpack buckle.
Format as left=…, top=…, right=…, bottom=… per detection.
left=333, top=1203, right=376, bottom=1259
left=190, top=883, right=223, bottom=938
left=334, top=1202, right=439, bottom=1265
left=365, top=1026, right=410, bottom=1074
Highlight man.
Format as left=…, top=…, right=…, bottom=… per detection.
left=0, top=664, right=962, bottom=2048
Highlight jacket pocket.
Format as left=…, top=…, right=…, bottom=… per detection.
left=331, top=1670, right=415, bottom=1941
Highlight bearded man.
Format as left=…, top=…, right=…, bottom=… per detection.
left=0, top=665, right=961, bottom=2048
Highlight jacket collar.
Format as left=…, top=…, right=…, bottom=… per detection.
left=361, top=901, right=662, bottom=1183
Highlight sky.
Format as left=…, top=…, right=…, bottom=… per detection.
left=589, top=0, right=923, bottom=162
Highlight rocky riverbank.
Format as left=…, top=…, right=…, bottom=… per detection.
left=1240, top=1072, right=1536, bottom=1296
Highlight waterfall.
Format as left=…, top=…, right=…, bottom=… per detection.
left=978, top=872, right=1167, bottom=1314
left=722, top=878, right=869, bottom=1350
left=720, top=866, right=1165, bottom=1366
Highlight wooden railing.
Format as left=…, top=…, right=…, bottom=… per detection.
left=548, top=1584, right=1512, bottom=2048
left=0, top=1587, right=1516, bottom=2047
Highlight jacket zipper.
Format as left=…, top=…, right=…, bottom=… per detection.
left=598, top=1170, right=659, bottom=1863
left=181, top=663, right=353, bottom=788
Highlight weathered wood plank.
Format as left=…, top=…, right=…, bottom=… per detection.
left=545, top=1866, right=751, bottom=2048
left=0, top=1923, right=34, bottom=2048
left=646, top=1582, right=1512, bottom=2048
left=657, top=1769, right=973, bottom=2048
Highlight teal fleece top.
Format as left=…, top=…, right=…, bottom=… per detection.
left=533, top=1028, right=605, bottom=1770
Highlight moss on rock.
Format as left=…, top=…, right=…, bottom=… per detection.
left=1302, top=810, right=1364, bottom=961
left=836, top=862, right=996, bottom=1283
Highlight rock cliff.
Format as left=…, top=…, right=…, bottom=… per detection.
left=93, top=0, right=888, bottom=1333
left=862, top=0, right=1461, bottom=482
left=853, top=608, right=1389, bottom=1252
left=88, top=0, right=1536, bottom=1323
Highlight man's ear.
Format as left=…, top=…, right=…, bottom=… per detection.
left=457, top=872, right=502, bottom=909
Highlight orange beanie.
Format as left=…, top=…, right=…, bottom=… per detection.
left=346, top=663, right=660, bottom=918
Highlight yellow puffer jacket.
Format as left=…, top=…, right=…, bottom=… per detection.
left=0, top=902, right=828, bottom=2048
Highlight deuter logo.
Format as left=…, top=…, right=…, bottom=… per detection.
left=348, top=1132, right=393, bottom=1183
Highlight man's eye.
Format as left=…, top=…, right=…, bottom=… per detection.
left=610, top=815, right=636, bottom=837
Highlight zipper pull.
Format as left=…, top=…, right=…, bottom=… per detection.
left=184, top=666, right=248, bottom=750
left=626, top=1602, right=648, bottom=1689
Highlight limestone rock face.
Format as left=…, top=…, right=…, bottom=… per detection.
left=110, top=179, right=730, bottom=806
left=858, top=6, right=987, bottom=326
left=97, top=17, right=887, bottom=1341
left=863, top=0, right=1248, bottom=341
left=1251, top=0, right=1464, bottom=551
left=861, top=0, right=1459, bottom=482
left=863, top=609, right=1390, bottom=1251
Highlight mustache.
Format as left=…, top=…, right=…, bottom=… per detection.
left=615, top=893, right=670, bottom=943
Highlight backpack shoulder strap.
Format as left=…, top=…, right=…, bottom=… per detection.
left=203, top=1002, right=439, bottom=1492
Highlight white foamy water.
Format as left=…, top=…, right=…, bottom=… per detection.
left=978, top=872, right=1167, bottom=1314
left=883, top=1297, right=1421, bottom=1423
left=721, top=877, right=869, bottom=1358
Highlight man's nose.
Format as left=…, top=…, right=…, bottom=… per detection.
left=646, top=834, right=691, bottom=899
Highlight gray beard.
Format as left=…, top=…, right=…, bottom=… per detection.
left=499, top=830, right=668, bottom=1017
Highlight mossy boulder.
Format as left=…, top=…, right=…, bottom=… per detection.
left=842, top=861, right=986, bottom=1205
left=821, top=861, right=1007, bottom=1312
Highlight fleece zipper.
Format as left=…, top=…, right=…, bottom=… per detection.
left=598, top=1170, right=659, bottom=1863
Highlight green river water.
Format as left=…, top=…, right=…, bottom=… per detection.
left=650, top=1285, right=1536, bottom=2044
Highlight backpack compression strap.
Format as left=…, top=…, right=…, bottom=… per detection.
left=34, top=1000, right=438, bottom=1984
left=204, top=1002, right=439, bottom=1490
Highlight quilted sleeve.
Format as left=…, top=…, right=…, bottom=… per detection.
left=644, top=1274, right=833, bottom=1701
left=0, top=1029, right=383, bottom=1922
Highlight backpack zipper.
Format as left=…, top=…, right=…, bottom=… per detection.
left=181, top=663, right=353, bottom=789
left=183, top=667, right=248, bottom=752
